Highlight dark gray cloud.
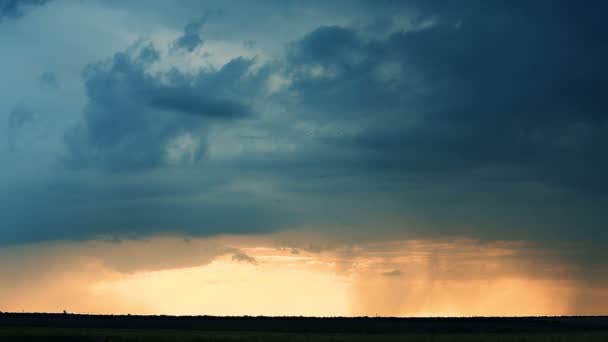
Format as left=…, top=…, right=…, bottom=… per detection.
left=65, top=43, right=263, bottom=171
left=284, top=2, right=608, bottom=195
left=286, top=26, right=402, bottom=117
left=0, top=0, right=49, bottom=21
left=0, top=177, right=295, bottom=246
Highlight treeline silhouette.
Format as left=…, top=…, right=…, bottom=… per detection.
left=1, top=313, right=607, bottom=334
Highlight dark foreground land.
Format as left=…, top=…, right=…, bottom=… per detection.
left=1, top=313, right=608, bottom=341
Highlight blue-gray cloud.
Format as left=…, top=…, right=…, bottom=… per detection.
left=65, top=43, right=264, bottom=171
left=0, top=0, right=607, bottom=264
left=173, top=17, right=206, bottom=52
left=284, top=3, right=608, bottom=195
left=0, top=0, right=49, bottom=21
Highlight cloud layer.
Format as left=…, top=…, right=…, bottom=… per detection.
left=0, top=1, right=607, bottom=312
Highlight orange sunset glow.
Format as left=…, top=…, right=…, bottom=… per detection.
left=1, top=233, right=603, bottom=316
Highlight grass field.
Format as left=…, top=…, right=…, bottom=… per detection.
left=1, top=327, right=608, bottom=342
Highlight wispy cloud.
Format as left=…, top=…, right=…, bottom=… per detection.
left=232, top=252, right=259, bottom=265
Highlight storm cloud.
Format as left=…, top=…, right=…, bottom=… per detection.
left=0, top=0, right=607, bottom=298
left=285, top=12, right=608, bottom=192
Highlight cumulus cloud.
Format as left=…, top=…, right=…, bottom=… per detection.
left=65, top=43, right=264, bottom=171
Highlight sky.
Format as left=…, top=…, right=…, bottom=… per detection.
left=0, top=0, right=607, bottom=316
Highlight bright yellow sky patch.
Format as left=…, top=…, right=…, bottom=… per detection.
left=0, top=234, right=604, bottom=316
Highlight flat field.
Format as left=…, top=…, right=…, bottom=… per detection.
left=1, top=327, right=608, bottom=341
left=1, top=314, right=607, bottom=341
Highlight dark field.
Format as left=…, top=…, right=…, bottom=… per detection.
left=1, top=314, right=607, bottom=341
